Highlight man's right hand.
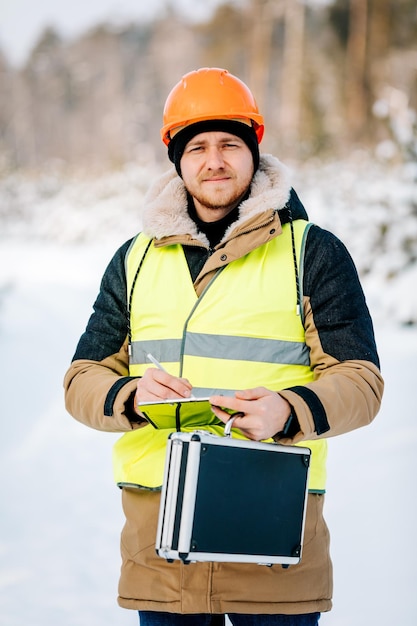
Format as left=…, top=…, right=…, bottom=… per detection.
left=134, top=368, right=193, bottom=416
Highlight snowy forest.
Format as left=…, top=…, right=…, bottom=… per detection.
left=1, top=0, right=416, bottom=325
left=0, top=0, right=416, bottom=168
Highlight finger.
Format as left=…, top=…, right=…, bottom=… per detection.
left=224, top=412, right=274, bottom=441
left=150, top=369, right=193, bottom=396
left=209, top=395, right=242, bottom=412
left=210, top=404, right=232, bottom=424
left=137, top=370, right=192, bottom=400
left=234, top=387, right=270, bottom=401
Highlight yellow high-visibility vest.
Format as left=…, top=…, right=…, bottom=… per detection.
left=113, top=221, right=327, bottom=491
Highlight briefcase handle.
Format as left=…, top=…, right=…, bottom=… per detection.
left=224, top=412, right=244, bottom=437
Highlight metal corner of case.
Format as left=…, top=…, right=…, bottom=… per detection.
left=156, top=547, right=174, bottom=563
left=179, top=552, right=191, bottom=564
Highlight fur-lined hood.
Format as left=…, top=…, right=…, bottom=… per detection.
left=142, top=154, right=292, bottom=246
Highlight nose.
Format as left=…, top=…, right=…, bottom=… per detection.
left=206, top=146, right=225, bottom=169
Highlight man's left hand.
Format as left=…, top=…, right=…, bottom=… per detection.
left=210, top=387, right=292, bottom=441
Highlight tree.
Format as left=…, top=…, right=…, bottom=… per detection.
left=279, top=0, right=306, bottom=150
left=345, top=0, right=369, bottom=139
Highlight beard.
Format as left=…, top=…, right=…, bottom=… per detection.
left=184, top=169, right=253, bottom=220
left=191, top=187, right=246, bottom=212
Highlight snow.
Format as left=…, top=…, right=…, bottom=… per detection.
left=0, top=159, right=416, bottom=625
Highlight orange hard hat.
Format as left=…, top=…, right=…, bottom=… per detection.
left=161, top=67, right=265, bottom=146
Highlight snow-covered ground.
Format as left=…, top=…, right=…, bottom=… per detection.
left=0, top=160, right=416, bottom=625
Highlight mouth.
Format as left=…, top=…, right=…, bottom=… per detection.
left=203, top=176, right=231, bottom=183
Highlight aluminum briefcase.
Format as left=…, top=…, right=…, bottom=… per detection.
left=156, top=430, right=311, bottom=566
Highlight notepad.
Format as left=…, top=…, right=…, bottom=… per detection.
left=137, top=396, right=222, bottom=429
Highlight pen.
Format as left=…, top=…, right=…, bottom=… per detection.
left=146, top=353, right=168, bottom=372
left=146, top=352, right=195, bottom=399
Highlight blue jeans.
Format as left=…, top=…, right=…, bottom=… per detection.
left=139, top=612, right=320, bottom=625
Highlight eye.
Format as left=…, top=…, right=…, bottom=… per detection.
left=186, top=145, right=204, bottom=154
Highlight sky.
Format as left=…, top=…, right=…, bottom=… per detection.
left=0, top=0, right=223, bottom=67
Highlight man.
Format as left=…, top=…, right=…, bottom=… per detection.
left=64, top=68, right=384, bottom=625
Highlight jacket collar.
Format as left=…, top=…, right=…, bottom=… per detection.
left=142, top=154, right=292, bottom=247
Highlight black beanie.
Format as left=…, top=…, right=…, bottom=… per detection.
left=168, top=119, right=260, bottom=177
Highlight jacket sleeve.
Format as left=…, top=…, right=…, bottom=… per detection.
left=64, top=239, right=145, bottom=432
left=277, top=225, right=384, bottom=442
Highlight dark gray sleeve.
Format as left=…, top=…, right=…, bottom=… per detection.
left=303, top=225, right=380, bottom=368
left=72, top=239, right=133, bottom=362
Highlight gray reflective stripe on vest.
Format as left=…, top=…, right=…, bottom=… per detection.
left=130, top=333, right=309, bottom=366
left=130, top=338, right=182, bottom=364
left=184, top=332, right=310, bottom=365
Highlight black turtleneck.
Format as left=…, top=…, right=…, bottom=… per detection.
left=187, top=197, right=240, bottom=249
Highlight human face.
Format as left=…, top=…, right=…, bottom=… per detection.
left=180, top=131, right=255, bottom=222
